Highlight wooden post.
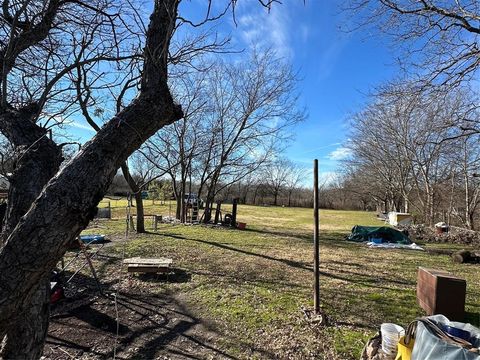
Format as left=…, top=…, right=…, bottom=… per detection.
left=313, top=159, right=320, bottom=314
left=232, top=198, right=238, bottom=228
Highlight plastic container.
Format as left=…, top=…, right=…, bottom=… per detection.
left=441, top=324, right=471, bottom=341
left=381, top=323, right=405, bottom=357
left=371, top=237, right=383, bottom=244
left=236, top=222, right=246, bottom=230
left=396, top=335, right=414, bottom=360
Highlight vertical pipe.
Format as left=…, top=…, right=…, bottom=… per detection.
left=313, top=159, right=320, bottom=314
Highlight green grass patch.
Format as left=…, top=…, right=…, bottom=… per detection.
left=85, top=201, right=480, bottom=359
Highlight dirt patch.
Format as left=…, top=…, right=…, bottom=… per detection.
left=44, top=254, right=233, bottom=359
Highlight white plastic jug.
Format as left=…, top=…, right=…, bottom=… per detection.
left=381, top=323, right=405, bottom=358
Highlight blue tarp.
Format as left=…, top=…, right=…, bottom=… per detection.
left=79, top=234, right=106, bottom=244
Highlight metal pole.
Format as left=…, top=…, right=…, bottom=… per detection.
left=313, top=159, right=320, bottom=314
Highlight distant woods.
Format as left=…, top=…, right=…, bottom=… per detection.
left=336, top=0, right=480, bottom=228
left=334, top=85, right=479, bottom=229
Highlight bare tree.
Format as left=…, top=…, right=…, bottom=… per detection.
left=345, top=83, right=479, bottom=225
left=145, top=48, right=304, bottom=222
left=262, top=158, right=302, bottom=206
left=144, top=69, right=208, bottom=222
left=196, top=49, right=305, bottom=221
left=73, top=19, right=231, bottom=230
left=451, top=134, right=480, bottom=229
left=349, top=0, right=480, bottom=88
left=0, top=0, right=134, bottom=356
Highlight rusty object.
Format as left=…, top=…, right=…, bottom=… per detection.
left=236, top=222, right=246, bottom=230
left=435, top=222, right=449, bottom=234
left=417, top=267, right=466, bottom=321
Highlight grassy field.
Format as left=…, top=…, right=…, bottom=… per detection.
left=76, top=200, right=480, bottom=359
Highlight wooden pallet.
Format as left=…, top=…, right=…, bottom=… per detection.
left=123, top=257, right=173, bottom=273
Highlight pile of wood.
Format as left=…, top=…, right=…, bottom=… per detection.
left=400, top=224, right=480, bottom=245
left=123, top=257, right=173, bottom=274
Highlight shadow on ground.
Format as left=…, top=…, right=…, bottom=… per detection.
left=46, top=269, right=237, bottom=359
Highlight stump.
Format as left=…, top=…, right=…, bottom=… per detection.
left=452, top=250, right=472, bottom=264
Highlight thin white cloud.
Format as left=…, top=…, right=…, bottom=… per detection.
left=302, top=142, right=341, bottom=154
left=237, top=6, right=292, bottom=58
left=68, top=121, right=96, bottom=132
left=327, top=146, right=352, bottom=160
left=317, top=37, right=349, bottom=80
left=300, top=24, right=310, bottom=43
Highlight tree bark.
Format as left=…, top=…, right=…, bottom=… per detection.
left=121, top=164, right=145, bottom=233
left=176, top=194, right=182, bottom=219
left=0, top=91, right=181, bottom=334
left=0, top=108, right=62, bottom=358
left=1, top=280, right=50, bottom=359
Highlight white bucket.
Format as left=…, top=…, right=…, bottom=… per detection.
left=381, top=323, right=405, bottom=358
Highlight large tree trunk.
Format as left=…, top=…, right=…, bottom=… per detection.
left=1, top=280, right=51, bottom=359
left=202, top=182, right=216, bottom=224
left=0, top=93, right=181, bottom=336
left=179, top=167, right=186, bottom=223
left=121, top=164, right=145, bottom=233
left=0, top=2, right=182, bottom=357
left=0, top=109, right=62, bottom=358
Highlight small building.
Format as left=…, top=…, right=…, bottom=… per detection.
left=388, top=212, right=412, bottom=226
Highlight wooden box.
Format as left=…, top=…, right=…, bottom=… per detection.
left=417, top=267, right=466, bottom=321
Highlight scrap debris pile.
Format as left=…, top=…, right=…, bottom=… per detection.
left=400, top=224, right=480, bottom=245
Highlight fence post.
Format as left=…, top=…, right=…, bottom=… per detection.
left=313, top=159, right=320, bottom=314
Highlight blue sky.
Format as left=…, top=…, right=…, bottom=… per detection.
left=210, top=0, right=398, bottom=182
left=68, top=1, right=400, bottom=184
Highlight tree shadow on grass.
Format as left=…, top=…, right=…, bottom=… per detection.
left=465, top=311, right=480, bottom=327
left=135, top=268, right=191, bottom=283
left=162, top=232, right=417, bottom=292
left=171, top=233, right=314, bottom=271
left=244, top=227, right=312, bottom=241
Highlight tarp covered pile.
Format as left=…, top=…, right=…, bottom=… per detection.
left=348, top=225, right=411, bottom=244
left=347, top=225, right=424, bottom=251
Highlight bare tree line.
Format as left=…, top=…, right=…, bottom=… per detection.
left=326, top=85, right=480, bottom=229
left=133, top=49, right=305, bottom=222
left=0, top=0, right=478, bottom=357
left=332, top=0, right=480, bottom=228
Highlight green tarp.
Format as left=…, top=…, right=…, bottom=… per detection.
left=347, top=225, right=411, bottom=244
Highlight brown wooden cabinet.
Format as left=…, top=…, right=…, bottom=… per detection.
left=417, top=267, right=466, bottom=321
